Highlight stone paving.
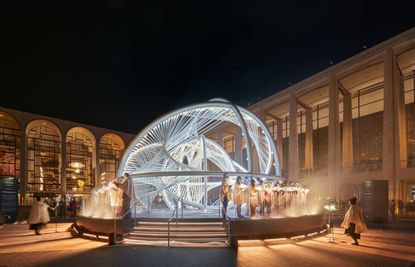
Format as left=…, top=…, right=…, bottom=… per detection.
left=0, top=222, right=414, bottom=267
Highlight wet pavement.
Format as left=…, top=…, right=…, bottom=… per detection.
left=0, top=222, right=414, bottom=267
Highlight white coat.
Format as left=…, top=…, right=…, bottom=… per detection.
left=341, top=205, right=368, bottom=234
left=28, top=201, right=51, bottom=225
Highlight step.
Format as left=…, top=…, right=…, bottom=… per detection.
left=133, top=226, right=225, bottom=232
left=123, top=238, right=229, bottom=248
left=128, top=232, right=227, bottom=238
left=124, top=236, right=228, bottom=243
left=137, top=221, right=224, bottom=226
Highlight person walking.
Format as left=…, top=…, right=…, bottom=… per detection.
left=27, top=197, right=56, bottom=235
left=341, top=197, right=367, bottom=245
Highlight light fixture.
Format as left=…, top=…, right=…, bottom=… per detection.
left=70, top=162, right=85, bottom=168
left=75, top=169, right=80, bottom=174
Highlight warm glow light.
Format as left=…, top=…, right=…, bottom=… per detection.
left=70, top=162, right=85, bottom=168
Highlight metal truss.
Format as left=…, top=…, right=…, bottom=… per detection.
left=117, top=99, right=282, bottom=212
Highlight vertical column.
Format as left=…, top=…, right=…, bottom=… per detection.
left=394, top=64, right=407, bottom=169
left=19, top=127, right=27, bottom=204
left=304, top=108, right=314, bottom=170
left=383, top=48, right=396, bottom=200
left=61, top=134, right=67, bottom=197
left=342, top=92, right=353, bottom=173
left=289, top=94, right=298, bottom=180
left=235, top=127, right=242, bottom=164
left=328, top=74, right=340, bottom=196
left=96, top=139, right=101, bottom=185
left=217, top=128, right=223, bottom=147
left=276, top=118, right=283, bottom=172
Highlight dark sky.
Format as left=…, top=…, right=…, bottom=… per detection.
left=1, top=1, right=414, bottom=134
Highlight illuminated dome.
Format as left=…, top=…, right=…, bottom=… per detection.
left=118, top=99, right=282, bottom=212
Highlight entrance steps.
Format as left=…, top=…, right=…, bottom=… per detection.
left=123, top=218, right=229, bottom=247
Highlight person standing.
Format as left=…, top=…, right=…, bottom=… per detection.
left=248, top=179, right=259, bottom=218
left=234, top=176, right=245, bottom=219
left=220, top=177, right=231, bottom=220
left=341, top=197, right=367, bottom=245
left=70, top=198, right=77, bottom=217
left=257, top=180, right=265, bottom=216
left=389, top=200, right=396, bottom=221
left=27, top=197, right=56, bottom=235
left=398, top=199, right=404, bottom=215
left=59, top=197, right=66, bottom=219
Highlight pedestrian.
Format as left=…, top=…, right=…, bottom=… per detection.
left=220, top=177, right=231, bottom=220
left=398, top=199, right=404, bottom=215
left=27, top=197, right=56, bottom=235
left=341, top=197, right=367, bottom=245
left=59, top=198, right=66, bottom=219
left=248, top=179, right=259, bottom=217
left=70, top=198, right=77, bottom=217
left=234, top=176, right=245, bottom=219
left=389, top=200, right=396, bottom=220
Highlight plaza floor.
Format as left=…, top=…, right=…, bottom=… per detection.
left=0, top=222, right=414, bottom=267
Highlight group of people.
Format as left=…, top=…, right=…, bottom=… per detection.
left=220, top=176, right=309, bottom=219
left=43, top=196, right=78, bottom=219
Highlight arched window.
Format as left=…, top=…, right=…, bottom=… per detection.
left=0, top=111, right=20, bottom=180
left=26, top=120, right=61, bottom=193
left=66, top=127, right=96, bottom=194
left=99, top=133, right=124, bottom=183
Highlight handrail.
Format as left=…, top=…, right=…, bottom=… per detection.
left=167, top=199, right=178, bottom=247
left=112, top=195, right=148, bottom=244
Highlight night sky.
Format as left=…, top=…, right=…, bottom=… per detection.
left=1, top=1, right=414, bottom=134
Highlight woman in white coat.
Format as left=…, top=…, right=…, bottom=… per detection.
left=341, top=197, right=368, bottom=245
left=28, top=197, right=56, bottom=235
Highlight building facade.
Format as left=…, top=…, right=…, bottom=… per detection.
left=209, top=28, right=415, bottom=204
left=0, top=106, right=135, bottom=205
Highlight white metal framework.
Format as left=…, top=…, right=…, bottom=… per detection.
left=118, top=99, right=282, bottom=212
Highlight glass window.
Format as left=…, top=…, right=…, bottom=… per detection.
left=404, top=71, right=415, bottom=167
left=0, top=112, right=20, bottom=180
left=312, top=103, right=329, bottom=175
left=27, top=121, right=61, bottom=193
left=66, top=128, right=95, bottom=194
left=99, top=134, right=124, bottom=183
left=352, top=84, right=384, bottom=172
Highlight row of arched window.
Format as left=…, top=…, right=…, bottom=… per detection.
left=0, top=111, right=126, bottom=197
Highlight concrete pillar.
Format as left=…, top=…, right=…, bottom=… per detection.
left=276, top=118, right=283, bottom=171
left=304, top=108, right=314, bottom=170
left=383, top=48, right=396, bottom=200
left=235, top=127, right=242, bottom=164
left=19, top=128, right=27, bottom=203
left=96, top=139, right=101, bottom=185
left=394, top=64, right=407, bottom=169
left=328, top=74, right=341, bottom=196
left=61, top=134, right=67, bottom=197
left=289, top=94, right=298, bottom=180
left=342, top=92, right=353, bottom=173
